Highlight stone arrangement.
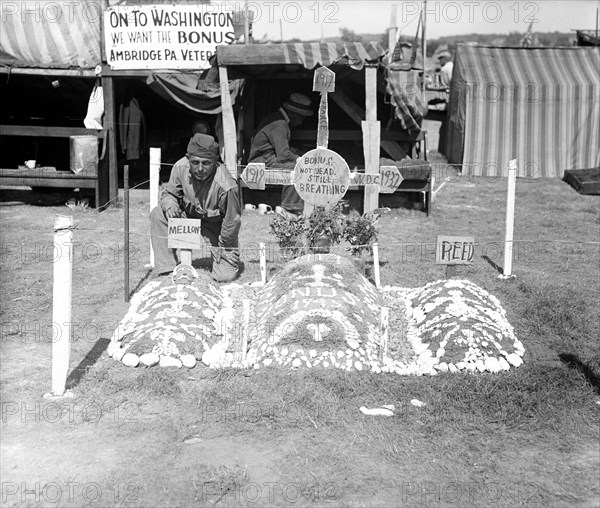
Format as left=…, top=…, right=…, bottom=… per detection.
left=108, top=256, right=525, bottom=375
left=107, top=271, right=233, bottom=369
left=383, top=279, right=525, bottom=374
left=247, top=255, right=385, bottom=371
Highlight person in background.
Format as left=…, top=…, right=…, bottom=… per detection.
left=438, top=51, right=454, bottom=88
left=248, top=93, right=313, bottom=217
left=150, top=133, right=241, bottom=282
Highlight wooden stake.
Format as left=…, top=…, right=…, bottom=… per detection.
left=244, top=0, right=250, bottom=43
left=259, top=242, right=266, bottom=284
left=372, top=242, right=381, bottom=287
left=316, top=93, right=329, bottom=149
left=446, top=265, right=457, bottom=279
left=124, top=164, right=129, bottom=302
left=501, top=159, right=517, bottom=278
left=388, top=4, right=397, bottom=52
left=149, top=148, right=160, bottom=268
left=180, top=249, right=192, bottom=266
left=51, top=216, right=74, bottom=396
left=379, top=307, right=389, bottom=361
left=241, top=299, right=250, bottom=362
left=219, top=66, right=237, bottom=180
left=102, top=75, right=118, bottom=204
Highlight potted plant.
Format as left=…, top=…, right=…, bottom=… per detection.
left=269, top=213, right=305, bottom=260
left=343, top=211, right=379, bottom=272
left=304, top=205, right=345, bottom=254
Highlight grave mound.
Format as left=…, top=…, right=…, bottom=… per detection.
left=107, top=272, right=231, bottom=368
left=108, top=259, right=524, bottom=374
left=247, top=254, right=396, bottom=371
left=384, top=279, right=525, bottom=373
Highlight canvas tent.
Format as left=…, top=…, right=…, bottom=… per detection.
left=0, top=1, right=246, bottom=205
left=445, top=45, right=600, bottom=178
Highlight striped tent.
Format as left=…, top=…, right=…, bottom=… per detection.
left=446, top=45, right=600, bottom=178
left=0, top=2, right=101, bottom=69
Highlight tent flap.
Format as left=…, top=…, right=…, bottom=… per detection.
left=146, top=73, right=244, bottom=114
left=0, top=3, right=101, bottom=69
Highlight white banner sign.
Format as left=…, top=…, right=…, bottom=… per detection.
left=104, top=4, right=235, bottom=70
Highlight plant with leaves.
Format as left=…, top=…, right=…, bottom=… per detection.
left=269, top=213, right=305, bottom=257
left=344, top=211, right=379, bottom=256
left=304, top=205, right=345, bottom=248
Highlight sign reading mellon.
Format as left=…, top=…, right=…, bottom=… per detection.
left=293, top=148, right=350, bottom=208
left=167, top=218, right=203, bottom=249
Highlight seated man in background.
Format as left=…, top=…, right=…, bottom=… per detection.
left=248, top=93, right=312, bottom=216
left=150, top=133, right=241, bottom=282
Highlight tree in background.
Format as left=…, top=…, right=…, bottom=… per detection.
left=340, top=28, right=363, bottom=43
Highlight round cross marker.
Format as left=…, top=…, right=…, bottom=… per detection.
left=293, top=148, right=350, bottom=207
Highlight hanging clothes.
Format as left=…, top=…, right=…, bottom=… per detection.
left=83, top=83, right=104, bottom=129
left=118, top=97, right=145, bottom=161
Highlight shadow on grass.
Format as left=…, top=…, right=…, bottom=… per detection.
left=559, top=353, right=600, bottom=395
left=130, top=268, right=153, bottom=298
left=482, top=255, right=503, bottom=274
left=66, top=337, right=111, bottom=389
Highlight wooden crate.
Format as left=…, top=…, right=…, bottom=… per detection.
left=563, top=168, right=600, bottom=195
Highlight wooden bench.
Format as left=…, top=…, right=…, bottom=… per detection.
left=0, top=125, right=108, bottom=208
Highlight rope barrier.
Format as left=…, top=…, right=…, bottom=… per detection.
left=73, top=225, right=600, bottom=249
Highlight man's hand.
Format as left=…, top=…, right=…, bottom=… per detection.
left=213, top=246, right=223, bottom=264
left=165, top=207, right=182, bottom=219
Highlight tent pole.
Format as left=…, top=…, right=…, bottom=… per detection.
left=102, top=75, right=118, bottom=204
left=219, top=66, right=238, bottom=180
left=422, top=0, right=427, bottom=93
left=362, top=65, right=380, bottom=213
left=388, top=4, right=397, bottom=52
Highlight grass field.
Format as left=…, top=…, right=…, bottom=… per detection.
left=1, top=175, right=599, bottom=507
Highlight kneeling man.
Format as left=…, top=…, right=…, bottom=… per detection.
left=150, top=133, right=241, bottom=282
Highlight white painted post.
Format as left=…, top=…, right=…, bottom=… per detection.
left=51, top=216, right=74, bottom=396
left=241, top=299, right=250, bottom=362
left=372, top=242, right=381, bottom=287
left=180, top=250, right=192, bottom=266
left=149, top=147, right=160, bottom=268
left=379, top=307, right=389, bottom=361
left=501, top=159, right=517, bottom=278
left=259, top=242, right=266, bottom=284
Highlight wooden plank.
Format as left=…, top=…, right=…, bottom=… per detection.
left=219, top=66, right=238, bottom=180
left=330, top=89, right=408, bottom=161
left=245, top=129, right=425, bottom=142
left=330, top=89, right=363, bottom=125
left=0, top=175, right=97, bottom=188
left=0, top=67, right=96, bottom=78
left=363, top=66, right=379, bottom=213
left=217, top=45, right=290, bottom=66
left=102, top=76, right=118, bottom=204
left=365, top=66, right=377, bottom=122
left=362, top=121, right=380, bottom=212
left=0, top=125, right=105, bottom=138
